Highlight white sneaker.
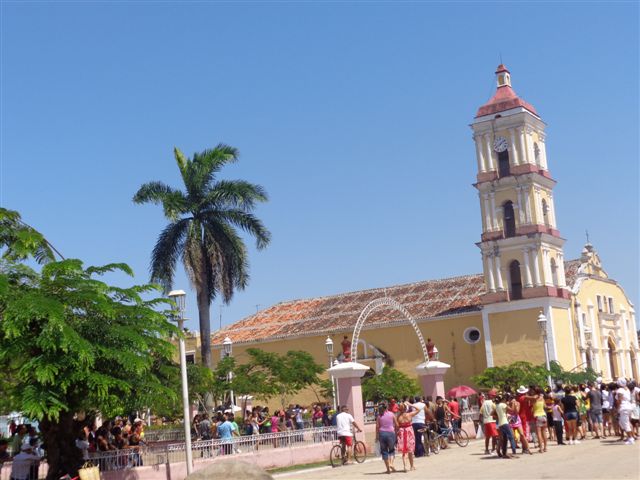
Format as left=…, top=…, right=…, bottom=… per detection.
left=624, top=439, right=635, bottom=445
left=568, top=440, right=573, bottom=445
left=574, top=440, right=581, bottom=445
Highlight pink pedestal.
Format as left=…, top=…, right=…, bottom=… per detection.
left=415, top=360, right=450, bottom=400
left=328, top=362, right=370, bottom=442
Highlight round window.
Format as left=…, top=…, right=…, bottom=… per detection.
left=463, top=327, right=481, bottom=344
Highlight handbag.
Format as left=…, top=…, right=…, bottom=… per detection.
left=476, top=423, right=484, bottom=439
left=78, top=462, right=100, bottom=480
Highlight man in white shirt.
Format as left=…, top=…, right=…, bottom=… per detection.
left=411, top=396, right=427, bottom=457
left=616, top=378, right=635, bottom=445
left=10, top=445, right=41, bottom=480
left=335, top=406, right=362, bottom=463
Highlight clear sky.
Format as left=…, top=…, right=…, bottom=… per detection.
left=1, top=1, right=638, bottom=334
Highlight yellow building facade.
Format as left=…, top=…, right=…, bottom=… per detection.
left=185, top=65, right=639, bottom=406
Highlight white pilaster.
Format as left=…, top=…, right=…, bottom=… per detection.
left=485, top=254, right=496, bottom=292
left=516, top=187, right=525, bottom=224
left=482, top=309, right=494, bottom=368
left=525, top=127, right=535, bottom=165
left=533, top=187, right=542, bottom=225
left=522, top=248, right=533, bottom=288
left=538, top=133, right=548, bottom=170
left=532, top=249, right=541, bottom=286
left=494, top=254, right=504, bottom=291
left=489, top=192, right=498, bottom=231
left=542, top=249, right=553, bottom=286
left=484, top=134, right=495, bottom=170
left=509, top=128, right=520, bottom=165
left=475, top=135, right=486, bottom=173
left=482, top=193, right=491, bottom=232
left=547, top=194, right=557, bottom=228
left=518, top=128, right=528, bottom=164
left=557, top=252, right=566, bottom=287
left=575, top=303, right=587, bottom=366
left=524, top=187, right=532, bottom=224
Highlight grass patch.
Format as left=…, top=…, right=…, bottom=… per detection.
left=267, top=460, right=329, bottom=474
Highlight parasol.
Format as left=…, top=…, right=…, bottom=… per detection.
left=446, top=385, right=477, bottom=398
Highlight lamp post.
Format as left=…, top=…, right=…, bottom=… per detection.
left=223, top=336, right=235, bottom=408
left=168, top=289, right=193, bottom=476
left=325, top=336, right=337, bottom=411
left=537, top=311, right=553, bottom=388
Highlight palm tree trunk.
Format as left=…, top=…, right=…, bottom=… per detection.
left=197, top=289, right=212, bottom=368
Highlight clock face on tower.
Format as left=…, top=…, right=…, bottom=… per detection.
left=493, top=136, right=508, bottom=152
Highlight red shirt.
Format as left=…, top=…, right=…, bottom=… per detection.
left=517, top=394, right=533, bottom=421
left=448, top=400, right=460, bottom=418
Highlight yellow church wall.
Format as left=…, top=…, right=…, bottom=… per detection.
left=551, top=306, right=576, bottom=370
left=489, top=308, right=545, bottom=366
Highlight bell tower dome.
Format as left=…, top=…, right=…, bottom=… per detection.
left=471, top=65, right=570, bottom=304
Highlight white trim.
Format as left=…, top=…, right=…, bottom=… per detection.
left=482, top=309, right=494, bottom=367
left=544, top=304, right=559, bottom=362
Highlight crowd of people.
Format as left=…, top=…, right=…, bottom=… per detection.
left=0, top=424, right=43, bottom=480
left=479, top=378, right=640, bottom=460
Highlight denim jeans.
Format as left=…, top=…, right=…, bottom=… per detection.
left=412, top=423, right=425, bottom=457
left=378, top=431, right=396, bottom=461
left=498, top=424, right=517, bottom=456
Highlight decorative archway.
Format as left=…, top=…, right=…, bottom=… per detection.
left=351, top=297, right=429, bottom=364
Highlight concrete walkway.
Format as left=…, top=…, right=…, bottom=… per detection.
left=275, top=437, right=640, bottom=479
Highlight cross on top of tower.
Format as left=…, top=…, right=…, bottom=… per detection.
left=476, top=64, right=538, bottom=118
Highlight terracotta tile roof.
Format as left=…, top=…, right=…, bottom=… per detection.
left=213, top=260, right=581, bottom=345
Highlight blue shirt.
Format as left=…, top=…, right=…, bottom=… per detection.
left=218, top=421, right=233, bottom=440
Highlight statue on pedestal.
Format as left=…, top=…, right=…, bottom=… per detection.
left=341, top=335, right=352, bottom=361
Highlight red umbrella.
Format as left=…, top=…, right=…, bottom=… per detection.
left=446, top=385, right=477, bottom=398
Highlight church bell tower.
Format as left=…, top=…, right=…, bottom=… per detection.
left=472, top=65, right=570, bottom=303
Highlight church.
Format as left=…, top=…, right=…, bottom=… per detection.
left=187, top=65, right=639, bottom=402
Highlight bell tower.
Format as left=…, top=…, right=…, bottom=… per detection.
left=472, top=65, right=570, bottom=303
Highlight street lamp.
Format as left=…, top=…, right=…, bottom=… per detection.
left=168, top=289, right=193, bottom=476
left=537, top=311, right=553, bottom=388
left=325, top=336, right=337, bottom=411
left=222, top=336, right=235, bottom=408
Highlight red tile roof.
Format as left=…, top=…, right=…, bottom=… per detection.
left=476, top=65, right=538, bottom=118
left=213, top=261, right=581, bottom=345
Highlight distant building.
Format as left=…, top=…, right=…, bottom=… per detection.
left=186, top=65, right=638, bottom=404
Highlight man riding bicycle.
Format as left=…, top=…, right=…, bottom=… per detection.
left=335, top=405, right=363, bottom=464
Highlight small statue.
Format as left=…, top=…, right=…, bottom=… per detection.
left=426, top=337, right=436, bottom=359
left=341, top=335, right=352, bottom=361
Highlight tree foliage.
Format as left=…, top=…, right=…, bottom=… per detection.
left=362, top=367, right=420, bottom=403
left=0, top=208, right=178, bottom=479
left=133, top=145, right=271, bottom=367
left=471, top=361, right=599, bottom=391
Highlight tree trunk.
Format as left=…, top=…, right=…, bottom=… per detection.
left=197, top=289, right=212, bottom=369
left=40, top=412, right=82, bottom=480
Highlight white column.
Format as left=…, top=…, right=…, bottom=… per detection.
left=542, top=249, right=553, bottom=286
left=532, top=249, right=542, bottom=286
left=482, top=193, right=491, bottom=232
left=522, top=248, right=533, bottom=288
left=620, top=310, right=630, bottom=375
left=494, top=254, right=504, bottom=291
left=518, top=128, right=528, bottom=164
left=516, top=187, right=526, bottom=224
left=489, top=192, right=498, bottom=230
left=576, top=303, right=587, bottom=366
left=485, top=254, right=496, bottom=292
left=547, top=194, right=557, bottom=228
left=557, top=252, right=566, bottom=287
left=524, top=186, right=532, bottom=224
left=475, top=135, right=486, bottom=173
left=525, top=127, right=535, bottom=165
left=484, top=134, right=495, bottom=170
left=533, top=187, right=542, bottom=225
left=509, top=128, right=520, bottom=165
left=538, top=134, right=548, bottom=170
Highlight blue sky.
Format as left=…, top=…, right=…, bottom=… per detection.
left=1, top=2, right=638, bottom=333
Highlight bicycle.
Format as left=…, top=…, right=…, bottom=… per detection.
left=434, top=420, right=470, bottom=449
left=418, top=423, right=440, bottom=456
left=329, top=435, right=367, bottom=467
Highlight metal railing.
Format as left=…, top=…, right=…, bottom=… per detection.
left=88, top=426, right=337, bottom=471
left=143, top=428, right=186, bottom=443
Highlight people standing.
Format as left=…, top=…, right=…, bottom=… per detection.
left=507, top=394, right=532, bottom=454
left=375, top=403, right=397, bottom=474
left=616, top=378, right=635, bottom=445
left=396, top=403, right=421, bottom=472
left=526, top=388, right=548, bottom=453
left=410, top=396, right=427, bottom=458
left=481, top=390, right=499, bottom=455
left=551, top=398, right=565, bottom=445
left=561, top=387, right=580, bottom=445
left=587, top=382, right=603, bottom=439
left=495, top=395, right=517, bottom=458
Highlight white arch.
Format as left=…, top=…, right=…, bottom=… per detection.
left=351, top=297, right=429, bottom=364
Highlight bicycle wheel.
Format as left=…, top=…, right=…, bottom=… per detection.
left=439, top=435, right=448, bottom=450
left=330, top=444, right=344, bottom=467
left=454, top=429, right=469, bottom=447
left=429, top=432, right=440, bottom=454
left=353, top=441, right=367, bottom=463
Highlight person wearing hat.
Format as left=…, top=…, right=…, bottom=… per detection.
left=9, top=444, right=41, bottom=480
left=616, top=378, right=635, bottom=445
left=481, top=390, right=499, bottom=455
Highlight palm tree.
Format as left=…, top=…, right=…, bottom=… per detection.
left=133, top=145, right=271, bottom=367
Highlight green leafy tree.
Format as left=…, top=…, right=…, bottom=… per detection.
left=0, top=209, right=178, bottom=479
left=362, top=367, right=420, bottom=403
left=133, top=145, right=271, bottom=368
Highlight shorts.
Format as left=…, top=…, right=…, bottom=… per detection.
left=618, top=410, right=632, bottom=432
left=565, top=412, right=578, bottom=421
left=536, top=416, right=547, bottom=427
left=589, top=411, right=603, bottom=424
left=484, top=422, right=498, bottom=438
left=339, top=435, right=353, bottom=447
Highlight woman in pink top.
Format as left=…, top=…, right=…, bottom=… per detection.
left=376, top=403, right=398, bottom=474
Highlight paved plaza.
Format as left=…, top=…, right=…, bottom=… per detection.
left=275, top=438, right=640, bottom=480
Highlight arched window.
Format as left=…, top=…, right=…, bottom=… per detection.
left=542, top=199, right=549, bottom=225
left=509, top=260, right=523, bottom=300
left=550, top=258, right=558, bottom=286
left=534, top=142, right=541, bottom=165
left=498, top=150, right=510, bottom=177
left=503, top=201, right=516, bottom=238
